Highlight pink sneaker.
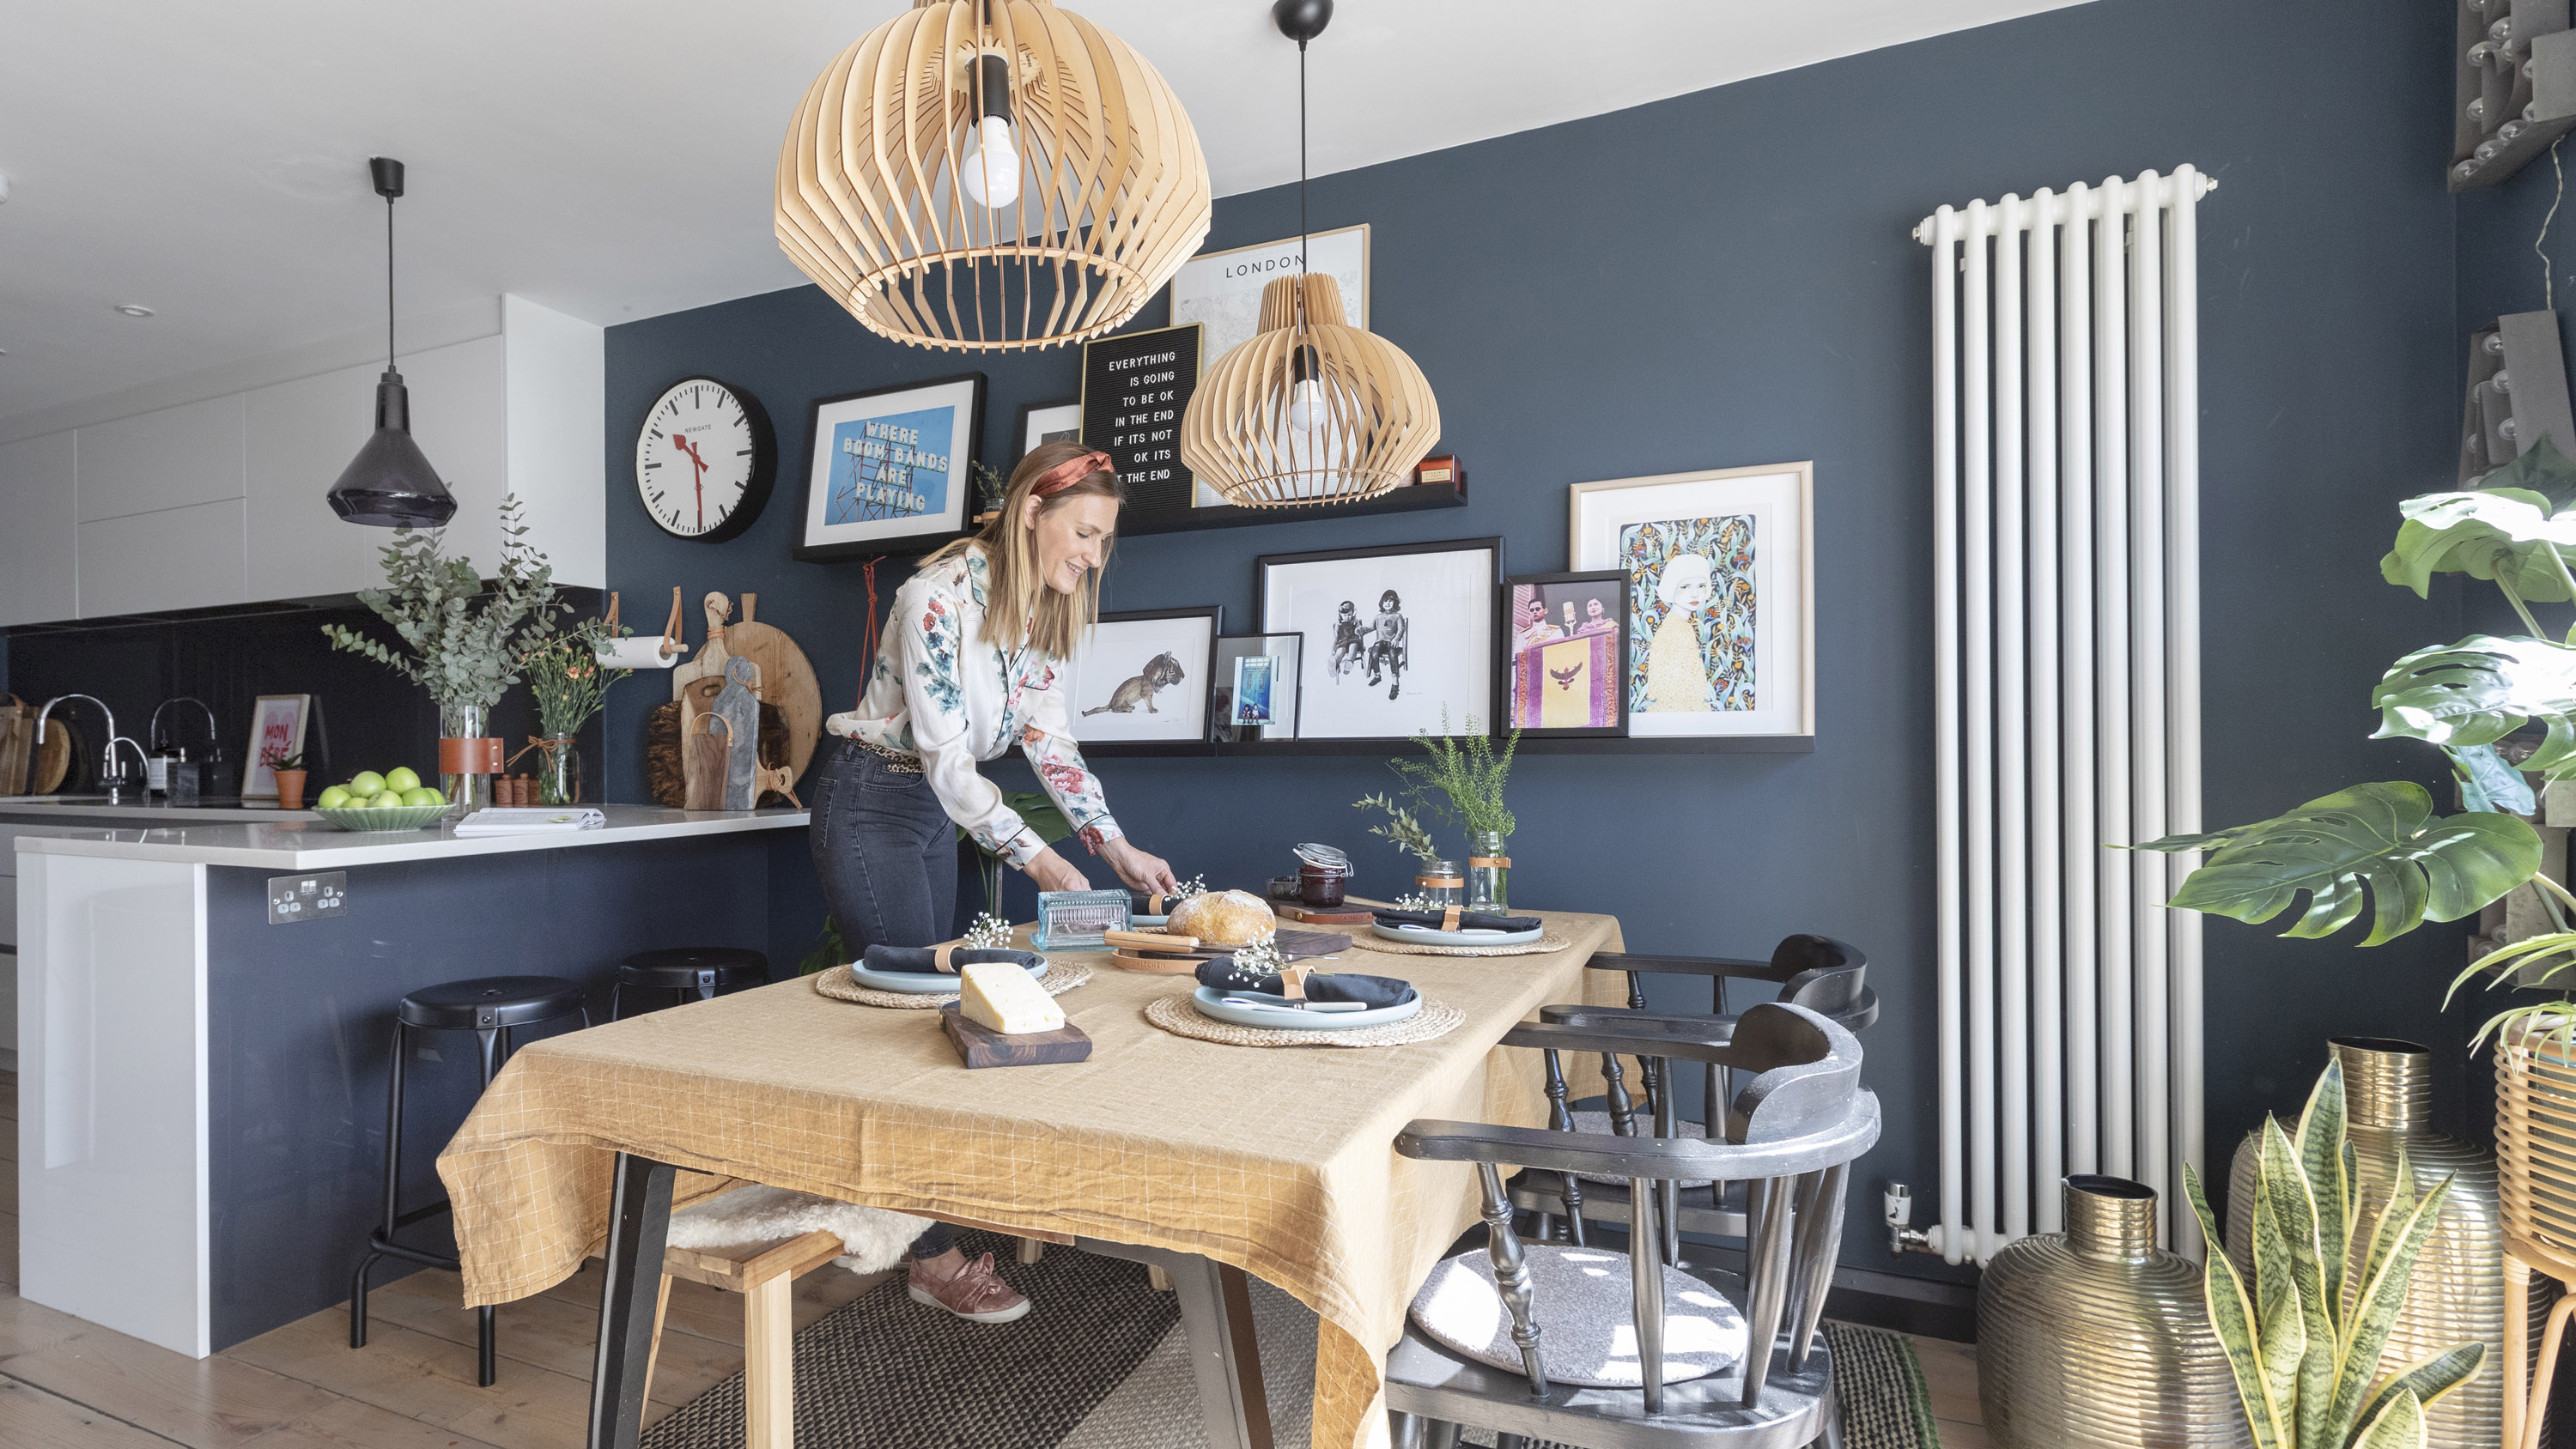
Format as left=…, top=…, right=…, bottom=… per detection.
left=908, top=1252, right=1030, bottom=1324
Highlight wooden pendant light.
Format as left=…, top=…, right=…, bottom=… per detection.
left=775, top=0, right=1211, bottom=352
left=1180, top=272, right=1441, bottom=506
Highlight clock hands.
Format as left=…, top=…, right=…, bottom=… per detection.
left=672, top=433, right=709, bottom=530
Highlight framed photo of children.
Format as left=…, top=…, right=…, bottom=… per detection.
left=1257, top=537, right=1503, bottom=741
left=1212, top=632, right=1304, bottom=741
left=1504, top=571, right=1630, bottom=737
left=1065, top=607, right=1222, bottom=747
left=1568, top=462, right=1814, bottom=738
left=793, top=373, right=986, bottom=562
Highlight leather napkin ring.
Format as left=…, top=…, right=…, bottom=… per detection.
left=1467, top=856, right=1511, bottom=868
left=1147, top=893, right=1167, bottom=916
left=1419, top=876, right=1464, bottom=888
left=437, top=737, right=505, bottom=774
left=1441, top=906, right=1463, bottom=932
left=933, top=943, right=957, bottom=973
left=1279, top=963, right=1311, bottom=1000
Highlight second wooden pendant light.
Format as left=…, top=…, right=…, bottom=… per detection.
left=1182, top=1, right=1441, bottom=507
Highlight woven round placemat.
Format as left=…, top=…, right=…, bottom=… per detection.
left=1352, top=931, right=1571, bottom=958
left=811, top=958, right=1093, bottom=1010
left=1142, top=991, right=1464, bottom=1048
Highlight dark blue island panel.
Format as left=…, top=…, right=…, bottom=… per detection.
left=203, top=831, right=778, bottom=1349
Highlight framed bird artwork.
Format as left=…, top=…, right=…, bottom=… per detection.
left=1504, top=571, right=1629, bottom=738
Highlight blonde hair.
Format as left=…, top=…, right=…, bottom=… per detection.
left=924, top=439, right=1123, bottom=659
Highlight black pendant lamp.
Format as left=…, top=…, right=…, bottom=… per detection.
left=326, top=157, right=457, bottom=528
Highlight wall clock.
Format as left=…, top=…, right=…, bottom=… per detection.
left=635, top=377, right=775, bottom=542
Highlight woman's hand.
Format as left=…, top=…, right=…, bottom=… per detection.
left=1024, top=846, right=1090, bottom=894
left=1100, top=838, right=1180, bottom=896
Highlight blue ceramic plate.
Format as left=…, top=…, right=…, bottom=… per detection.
left=847, top=957, right=1049, bottom=995
left=1131, top=913, right=1169, bottom=928
left=1188, top=984, right=1420, bottom=1032
left=1370, top=923, right=1544, bottom=949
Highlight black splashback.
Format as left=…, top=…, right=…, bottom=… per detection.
left=4, top=591, right=602, bottom=792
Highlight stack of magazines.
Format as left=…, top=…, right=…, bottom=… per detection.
left=453, top=807, right=607, bottom=836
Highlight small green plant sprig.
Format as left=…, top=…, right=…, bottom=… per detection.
left=521, top=616, right=629, bottom=738
left=1355, top=792, right=1439, bottom=862
left=320, top=495, right=567, bottom=714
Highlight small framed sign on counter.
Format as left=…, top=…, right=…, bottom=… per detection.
left=1081, top=323, right=1203, bottom=516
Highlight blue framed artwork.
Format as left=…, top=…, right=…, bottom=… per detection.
left=793, top=373, right=987, bottom=561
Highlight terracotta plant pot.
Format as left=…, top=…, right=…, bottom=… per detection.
left=273, top=769, right=308, bottom=810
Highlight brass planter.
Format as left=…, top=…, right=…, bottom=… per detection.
left=2226, top=1036, right=2545, bottom=1449
left=1977, top=1176, right=2251, bottom=1449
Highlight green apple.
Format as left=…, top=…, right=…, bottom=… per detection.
left=316, top=785, right=353, bottom=810
left=368, top=790, right=406, bottom=809
left=386, top=767, right=422, bottom=793
left=349, top=770, right=387, bottom=797
left=399, top=786, right=442, bottom=808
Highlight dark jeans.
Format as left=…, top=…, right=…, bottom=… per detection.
left=810, top=737, right=961, bottom=1263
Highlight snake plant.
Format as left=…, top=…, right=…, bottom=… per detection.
left=2138, top=437, right=2576, bottom=1042
left=2182, top=1063, right=2482, bottom=1449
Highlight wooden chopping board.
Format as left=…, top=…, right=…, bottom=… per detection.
left=1120, top=928, right=1352, bottom=961
left=672, top=592, right=822, bottom=783
left=30, top=718, right=76, bottom=794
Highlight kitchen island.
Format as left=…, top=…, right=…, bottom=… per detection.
left=10, top=803, right=809, bottom=1358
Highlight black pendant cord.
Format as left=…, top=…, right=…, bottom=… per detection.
left=384, top=192, right=397, bottom=373
left=1297, top=37, right=1309, bottom=332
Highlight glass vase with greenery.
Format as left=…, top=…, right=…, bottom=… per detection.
left=519, top=617, right=629, bottom=804
left=320, top=495, right=568, bottom=812
left=1354, top=713, right=1522, bottom=908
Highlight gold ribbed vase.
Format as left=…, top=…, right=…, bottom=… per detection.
left=2226, top=1037, right=2544, bottom=1449
left=1976, top=1176, right=2251, bottom=1448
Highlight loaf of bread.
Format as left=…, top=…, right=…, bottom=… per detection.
left=1167, top=889, right=1276, bottom=947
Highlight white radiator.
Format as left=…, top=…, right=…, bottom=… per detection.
left=1919, top=167, right=2214, bottom=1264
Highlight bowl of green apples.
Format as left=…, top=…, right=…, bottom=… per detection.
left=313, top=767, right=450, bottom=832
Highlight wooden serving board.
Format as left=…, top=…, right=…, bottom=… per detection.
left=1109, top=951, right=1204, bottom=974
left=1275, top=902, right=1376, bottom=927
left=1112, top=928, right=1350, bottom=961
left=939, top=1003, right=1092, bottom=1067
left=722, top=594, right=823, bottom=783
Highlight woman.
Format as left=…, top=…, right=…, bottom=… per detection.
left=811, top=440, right=1181, bottom=1325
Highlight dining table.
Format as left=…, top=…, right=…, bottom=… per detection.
left=435, top=907, right=1626, bottom=1449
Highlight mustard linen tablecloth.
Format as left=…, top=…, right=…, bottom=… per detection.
left=437, top=910, right=1625, bottom=1449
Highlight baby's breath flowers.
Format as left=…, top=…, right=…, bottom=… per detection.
left=1220, top=935, right=1288, bottom=987
left=1393, top=893, right=1439, bottom=912
left=963, top=912, right=1014, bottom=949
left=1170, top=874, right=1207, bottom=900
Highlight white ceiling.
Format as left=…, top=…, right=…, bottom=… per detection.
left=0, top=0, right=2089, bottom=424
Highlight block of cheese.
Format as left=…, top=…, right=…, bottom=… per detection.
left=958, top=961, right=1066, bottom=1035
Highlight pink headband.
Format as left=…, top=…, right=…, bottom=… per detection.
left=1032, top=450, right=1116, bottom=498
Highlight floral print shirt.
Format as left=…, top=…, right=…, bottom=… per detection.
left=824, top=547, right=1121, bottom=869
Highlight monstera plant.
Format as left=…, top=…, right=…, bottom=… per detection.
left=2139, top=438, right=2576, bottom=1043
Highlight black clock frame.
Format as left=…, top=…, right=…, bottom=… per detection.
left=636, top=375, right=776, bottom=544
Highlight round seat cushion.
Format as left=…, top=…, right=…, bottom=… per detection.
left=1408, top=1242, right=1748, bottom=1388
left=398, top=975, right=587, bottom=1030
left=1567, top=1110, right=1713, bottom=1188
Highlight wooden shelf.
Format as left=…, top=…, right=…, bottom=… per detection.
left=1075, top=735, right=1814, bottom=760
left=1115, top=476, right=1466, bottom=537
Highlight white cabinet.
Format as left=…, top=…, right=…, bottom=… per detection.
left=77, top=498, right=248, bottom=617
left=0, top=430, right=77, bottom=627
left=76, top=395, right=245, bottom=523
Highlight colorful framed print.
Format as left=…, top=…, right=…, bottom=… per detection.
left=242, top=694, right=312, bottom=800
left=793, top=373, right=986, bottom=562
left=1568, top=462, right=1814, bottom=739
left=1258, top=537, right=1502, bottom=742
left=1066, top=606, right=1222, bottom=745
left=1505, top=571, right=1630, bottom=737
left=1016, top=396, right=1083, bottom=467
left=1212, top=633, right=1304, bottom=742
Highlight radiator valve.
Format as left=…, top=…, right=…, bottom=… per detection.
left=1884, top=1182, right=1933, bottom=1255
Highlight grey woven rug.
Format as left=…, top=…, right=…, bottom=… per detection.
left=643, top=1234, right=1934, bottom=1449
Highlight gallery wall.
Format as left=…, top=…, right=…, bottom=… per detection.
left=599, top=0, right=2463, bottom=1279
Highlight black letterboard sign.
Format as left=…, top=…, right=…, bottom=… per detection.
left=1079, top=322, right=1204, bottom=514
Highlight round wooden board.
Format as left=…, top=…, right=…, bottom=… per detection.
left=30, top=718, right=76, bottom=793
left=1109, top=952, right=1203, bottom=974
left=720, top=616, right=823, bottom=782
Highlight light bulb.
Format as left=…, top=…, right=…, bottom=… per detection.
left=1287, top=378, right=1328, bottom=433
left=961, top=115, right=1020, bottom=209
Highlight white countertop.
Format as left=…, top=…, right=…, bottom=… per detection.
left=0, top=796, right=324, bottom=825
left=10, top=803, right=809, bottom=868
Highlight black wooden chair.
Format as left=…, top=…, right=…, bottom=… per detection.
left=1511, top=935, right=1876, bottom=1264
left=1387, top=1002, right=1879, bottom=1449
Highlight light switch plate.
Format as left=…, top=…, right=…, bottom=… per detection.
left=267, top=871, right=348, bottom=925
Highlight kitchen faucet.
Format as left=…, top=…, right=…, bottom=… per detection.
left=37, top=694, right=148, bottom=801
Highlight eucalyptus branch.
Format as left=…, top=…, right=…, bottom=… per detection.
left=320, top=495, right=568, bottom=714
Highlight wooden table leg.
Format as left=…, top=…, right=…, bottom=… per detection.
left=587, top=1153, right=677, bottom=1449
left=1079, top=1240, right=1272, bottom=1449
left=2506, top=1250, right=2530, bottom=1449
left=744, top=1271, right=795, bottom=1449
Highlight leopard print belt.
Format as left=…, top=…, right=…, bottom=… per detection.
left=848, top=737, right=925, bottom=773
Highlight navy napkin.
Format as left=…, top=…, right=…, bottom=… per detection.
left=1193, top=958, right=1415, bottom=1009
left=860, top=944, right=1044, bottom=975
left=1372, top=907, right=1542, bottom=934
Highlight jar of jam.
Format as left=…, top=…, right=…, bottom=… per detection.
left=1292, top=842, right=1352, bottom=908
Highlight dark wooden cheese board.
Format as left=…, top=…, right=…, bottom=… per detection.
left=939, top=1003, right=1092, bottom=1068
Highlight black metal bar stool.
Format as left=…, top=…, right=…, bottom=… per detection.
left=609, top=945, right=768, bottom=1020
left=349, top=974, right=588, bottom=1385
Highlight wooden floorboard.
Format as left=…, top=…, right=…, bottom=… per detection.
left=0, top=1287, right=342, bottom=1447
left=1908, top=1331, right=1987, bottom=1447
left=0, top=1374, right=188, bottom=1449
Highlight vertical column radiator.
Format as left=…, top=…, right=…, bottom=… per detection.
left=1918, top=167, right=2214, bottom=1264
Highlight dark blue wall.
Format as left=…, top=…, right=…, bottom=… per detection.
left=603, top=0, right=2464, bottom=1278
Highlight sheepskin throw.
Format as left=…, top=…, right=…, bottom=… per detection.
left=665, top=1185, right=930, bottom=1275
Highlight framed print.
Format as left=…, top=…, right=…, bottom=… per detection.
left=1081, top=324, right=1203, bottom=514
left=1066, top=606, right=1222, bottom=745
left=1506, top=571, right=1630, bottom=737
left=1212, top=633, right=1304, bottom=742
left=243, top=694, right=312, bottom=799
left=1171, top=223, right=1369, bottom=506
left=1016, top=396, right=1083, bottom=467
left=793, top=373, right=986, bottom=561
left=1258, top=537, right=1502, bottom=742
left=1569, top=462, right=1814, bottom=739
